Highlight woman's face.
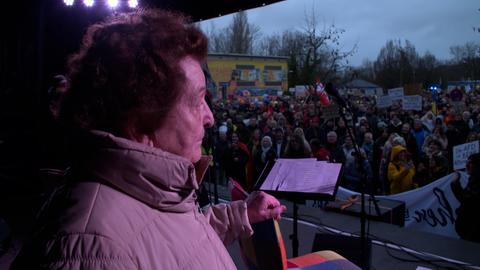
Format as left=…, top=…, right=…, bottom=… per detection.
left=397, top=151, right=407, bottom=160
left=150, top=57, right=213, bottom=163
left=262, top=138, right=272, bottom=148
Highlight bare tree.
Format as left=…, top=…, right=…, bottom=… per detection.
left=297, top=9, right=356, bottom=84
left=449, top=41, right=480, bottom=79
left=373, top=39, right=420, bottom=88
left=226, top=11, right=260, bottom=54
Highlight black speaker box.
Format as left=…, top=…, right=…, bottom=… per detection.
left=311, top=233, right=372, bottom=269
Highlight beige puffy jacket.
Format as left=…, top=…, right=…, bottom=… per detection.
left=12, top=130, right=253, bottom=269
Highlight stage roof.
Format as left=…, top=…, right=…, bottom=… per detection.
left=143, top=0, right=285, bottom=21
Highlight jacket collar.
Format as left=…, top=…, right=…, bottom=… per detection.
left=70, top=130, right=211, bottom=213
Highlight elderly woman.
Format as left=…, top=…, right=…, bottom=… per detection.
left=12, top=9, right=285, bottom=270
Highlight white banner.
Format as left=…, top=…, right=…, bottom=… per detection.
left=453, top=140, right=479, bottom=170
left=376, top=95, right=392, bottom=108
left=402, top=95, right=422, bottom=111
left=388, top=87, right=404, bottom=101
left=328, top=173, right=468, bottom=238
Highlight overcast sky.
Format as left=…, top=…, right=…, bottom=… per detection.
left=201, top=0, right=479, bottom=67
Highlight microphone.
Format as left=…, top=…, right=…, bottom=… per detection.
left=324, top=82, right=347, bottom=108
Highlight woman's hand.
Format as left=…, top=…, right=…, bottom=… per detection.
left=245, top=191, right=287, bottom=224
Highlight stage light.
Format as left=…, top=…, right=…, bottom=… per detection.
left=128, top=0, right=138, bottom=8
left=63, top=0, right=75, bottom=6
left=107, top=0, right=119, bottom=8
left=83, top=0, right=94, bottom=7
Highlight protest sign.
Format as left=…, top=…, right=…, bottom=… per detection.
left=402, top=95, right=422, bottom=111
left=388, top=87, right=404, bottom=101
left=453, top=141, right=480, bottom=170
left=376, top=95, right=392, bottom=108
left=328, top=173, right=469, bottom=238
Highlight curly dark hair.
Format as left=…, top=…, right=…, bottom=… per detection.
left=60, top=9, right=208, bottom=136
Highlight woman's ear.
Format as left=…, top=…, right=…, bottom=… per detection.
left=123, top=125, right=154, bottom=147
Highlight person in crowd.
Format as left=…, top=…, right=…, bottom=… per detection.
left=434, top=116, right=447, bottom=132
left=387, top=145, right=416, bottom=194
left=235, top=120, right=251, bottom=145
left=451, top=153, right=480, bottom=243
left=412, top=119, right=430, bottom=156
left=248, top=128, right=262, bottom=159
left=273, top=127, right=287, bottom=158
left=248, top=116, right=259, bottom=133
left=214, top=125, right=230, bottom=185
left=12, top=10, right=286, bottom=269
left=341, top=136, right=371, bottom=192
left=399, top=123, right=420, bottom=164
left=420, top=111, right=435, bottom=132
left=388, top=112, right=403, bottom=134
left=223, top=133, right=251, bottom=190
left=335, top=118, right=348, bottom=141
left=466, top=131, right=479, bottom=143
left=253, top=136, right=276, bottom=181
left=462, top=111, right=474, bottom=130
left=427, top=154, right=449, bottom=183
left=293, top=127, right=312, bottom=156
left=422, top=126, right=448, bottom=153
left=472, top=114, right=480, bottom=133
left=310, top=138, right=330, bottom=161
left=362, top=132, right=374, bottom=164
left=284, top=133, right=311, bottom=158
left=305, top=117, right=322, bottom=142
left=373, top=127, right=390, bottom=194
left=326, top=131, right=346, bottom=164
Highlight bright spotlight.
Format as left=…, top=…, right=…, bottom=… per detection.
left=107, top=0, right=119, bottom=8
left=128, top=0, right=138, bottom=8
left=63, top=0, right=75, bottom=6
left=83, top=0, right=94, bottom=7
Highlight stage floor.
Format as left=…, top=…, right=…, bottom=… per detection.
left=209, top=183, right=480, bottom=270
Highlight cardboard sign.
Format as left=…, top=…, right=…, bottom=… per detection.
left=376, top=95, right=392, bottom=108
left=388, top=87, right=404, bottom=101
left=402, top=95, right=422, bottom=111
left=321, top=104, right=340, bottom=119
left=404, top=83, right=422, bottom=95
left=453, top=141, right=480, bottom=170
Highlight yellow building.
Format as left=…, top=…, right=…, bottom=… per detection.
left=206, top=53, right=288, bottom=100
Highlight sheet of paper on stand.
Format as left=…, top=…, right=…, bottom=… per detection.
left=260, top=158, right=342, bottom=195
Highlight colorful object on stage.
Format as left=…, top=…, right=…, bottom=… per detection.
left=325, top=196, right=406, bottom=227
left=229, top=179, right=360, bottom=270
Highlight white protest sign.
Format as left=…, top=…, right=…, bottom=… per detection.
left=295, top=85, right=307, bottom=97
left=364, top=88, right=376, bottom=96
left=376, top=95, right=392, bottom=108
left=453, top=141, right=480, bottom=170
left=388, top=87, right=404, bottom=101
left=402, top=95, right=422, bottom=111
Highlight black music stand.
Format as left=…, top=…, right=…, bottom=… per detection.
left=253, top=159, right=343, bottom=257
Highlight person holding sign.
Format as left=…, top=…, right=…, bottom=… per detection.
left=451, top=153, right=480, bottom=242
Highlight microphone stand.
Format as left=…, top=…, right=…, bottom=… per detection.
left=333, top=99, right=380, bottom=270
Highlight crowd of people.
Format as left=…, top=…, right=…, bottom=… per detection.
left=205, top=85, right=480, bottom=196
